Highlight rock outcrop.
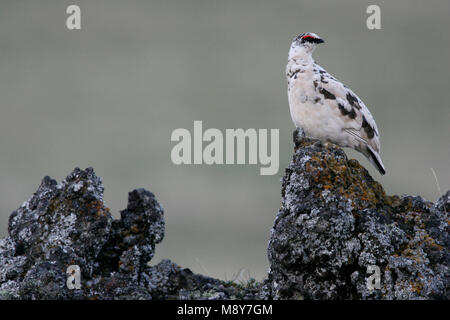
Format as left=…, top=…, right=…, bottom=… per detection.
left=264, top=130, right=449, bottom=299
left=0, top=131, right=448, bottom=300
left=0, top=168, right=259, bottom=300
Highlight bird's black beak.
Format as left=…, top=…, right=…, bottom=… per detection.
left=317, top=38, right=324, bottom=44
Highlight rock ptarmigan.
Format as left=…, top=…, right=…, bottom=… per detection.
left=286, top=32, right=386, bottom=175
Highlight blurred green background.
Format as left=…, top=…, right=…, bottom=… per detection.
left=0, top=0, right=449, bottom=281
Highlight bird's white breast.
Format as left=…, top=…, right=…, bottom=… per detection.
left=287, top=62, right=351, bottom=146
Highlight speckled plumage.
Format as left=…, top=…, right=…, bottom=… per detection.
left=287, top=32, right=386, bottom=174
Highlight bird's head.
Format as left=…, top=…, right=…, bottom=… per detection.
left=289, top=32, right=324, bottom=59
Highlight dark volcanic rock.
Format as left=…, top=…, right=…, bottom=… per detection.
left=1, top=139, right=448, bottom=300
left=265, top=130, right=449, bottom=300
left=4, top=168, right=112, bottom=299
left=141, top=259, right=260, bottom=300
left=0, top=167, right=259, bottom=300
left=97, top=188, right=165, bottom=282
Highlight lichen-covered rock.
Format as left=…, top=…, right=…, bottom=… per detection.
left=0, top=167, right=166, bottom=299
left=0, top=167, right=259, bottom=300
left=266, top=130, right=449, bottom=300
left=2, top=142, right=446, bottom=301
left=141, top=259, right=260, bottom=300
left=97, top=188, right=165, bottom=282
left=17, top=262, right=74, bottom=300
left=8, top=169, right=111, bottom=271
left=86, top=272, right=153, bottom=300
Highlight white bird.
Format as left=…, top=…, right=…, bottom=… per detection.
left=286, top=32, right=386, bottom=175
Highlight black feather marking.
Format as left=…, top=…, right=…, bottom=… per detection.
left=288, top=69, right=302, bottom=79
left=362, top=116, right=375, bottom=139
left=313, top=81, right=318, bottom=89
left=338, top=103, right=348, bottom=115
left=338, top=103, right=357, bottom=119
left=319, top=87, right=335, bottom=100
left=346, top=92, right=361, bottom=110
left=289, top=70, right=296, bottom=78
left=301, top=36, right=324, bottom=44
left=367, top=146, right=386, bottom=175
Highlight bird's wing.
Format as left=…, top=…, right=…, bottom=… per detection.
left=312, top=64, right=381, bottom=153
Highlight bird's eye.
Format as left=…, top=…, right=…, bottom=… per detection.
left=300, top=35, right=323, bottom=44
left=302, top=35, right=316, bottom=41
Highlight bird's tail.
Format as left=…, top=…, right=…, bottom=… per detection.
left=366, top=145, right=386, bottom=175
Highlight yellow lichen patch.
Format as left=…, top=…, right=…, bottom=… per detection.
left=302, top=146, right=388, bottom=210
left=48, top=198, right=61, bottom=214
left=410, top=281, right=424, bottom=295
left=130, top=224, right=140, bottom=234
left=86, top=200, right=109, bottom=217
left=404, top=211, right=426, bottom=229
left=424, top=234, right=444, bottom=250
left=385, top=195, right=403, bottom=208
